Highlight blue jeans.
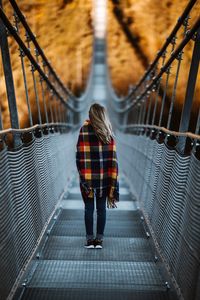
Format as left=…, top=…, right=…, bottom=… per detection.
left=81, top=189, right=107, bottom=240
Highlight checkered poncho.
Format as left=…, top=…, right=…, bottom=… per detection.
left=76, top=119, right=119, bottom=208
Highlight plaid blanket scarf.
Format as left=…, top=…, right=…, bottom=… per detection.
left=76, top=119, right=119, bottom=208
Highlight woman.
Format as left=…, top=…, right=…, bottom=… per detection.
left=76, top=103, right=119, bottom=249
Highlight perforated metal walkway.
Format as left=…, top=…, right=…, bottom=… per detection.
left=13, top=174, right=178, bottom=300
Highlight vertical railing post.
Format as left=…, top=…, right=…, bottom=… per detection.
left=179, top=28, right=200, bottom=133
left=177, top=27, right=200, bottom=153
left=0, top=0, right=19, bottom=130
left=73, top=97, right=82, bottom=128
left=118, top=98, right=127, bottom=127
left=121, top=110, right=128, bottom=132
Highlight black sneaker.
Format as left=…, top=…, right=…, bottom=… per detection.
left=84, top=239, right=95, bottom=249
left=94, top=239, right=103, bottom=249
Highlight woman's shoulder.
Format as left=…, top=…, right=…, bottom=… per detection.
left=83, top=119, right=90, bottom=126
left=79, top=119, right=94, bottom=133
left=79, top=119, right=89, bottom=130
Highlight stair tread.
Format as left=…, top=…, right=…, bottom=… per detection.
left=20, top=260, right=165, bottom=290
left=14, top=287, right=174, bottom=300
left=51, top=221, right=146, bottom=237
left=41, top=236, right=153, bottom=261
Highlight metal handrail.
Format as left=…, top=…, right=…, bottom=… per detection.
left=116, top=123, right=200, bottom=140
left=0, top=123, right=73, bottom=134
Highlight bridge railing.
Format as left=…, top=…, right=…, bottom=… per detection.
left=0, top=1, right=93, bottom=299
left=108, top=1, right=200, bottom=300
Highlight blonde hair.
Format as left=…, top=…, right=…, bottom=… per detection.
left=89, top=103, right=114, bottom=144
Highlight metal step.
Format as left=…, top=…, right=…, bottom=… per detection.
left=41, top=236, right=154, bottom=262
left=14, top=287, right=176, bottom=300
left=58, top=209, right=141, bottom=221
left=17, top=260, right=166, bottom=290
left=50, top=220, right=146, bottom=238
left=52, top=219, right=145, bottom=228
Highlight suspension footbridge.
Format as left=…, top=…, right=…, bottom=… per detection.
left=0, top=1, right=200, bottom=300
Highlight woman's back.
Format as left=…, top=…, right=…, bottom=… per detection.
left=76, top=119, right=118, bottom=191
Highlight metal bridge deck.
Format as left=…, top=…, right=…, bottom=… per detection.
left=13, top=174, right=178, bottom=300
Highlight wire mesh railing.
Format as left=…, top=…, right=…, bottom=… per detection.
left=0, top=132, right=77, bottom=300
left=116, top=132, right=200, bottom=300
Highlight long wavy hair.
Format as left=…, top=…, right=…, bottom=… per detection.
left=89, top=103, right=114, bottom=144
